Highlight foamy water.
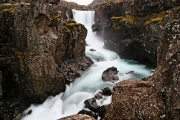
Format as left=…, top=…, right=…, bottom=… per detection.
left=21, top=10, right=153, bottom=120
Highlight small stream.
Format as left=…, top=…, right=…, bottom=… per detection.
left=21, top=10, right=154, bottom=120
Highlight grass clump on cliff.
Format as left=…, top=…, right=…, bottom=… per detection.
left=111, top=16, right=135, bottom=25
left=144, top=17, right=163, bottom=26
left=0, top=4, right=15, bottom=14
left=111, top=16, right=135, bottom=30
left=63, top=22, right=85, bottom=33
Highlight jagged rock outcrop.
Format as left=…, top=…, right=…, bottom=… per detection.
left=93, top=0, right=180, bottom=65
left=0, top=1, right=93, bottom=119
left=103, top=6, right=180, bottom=120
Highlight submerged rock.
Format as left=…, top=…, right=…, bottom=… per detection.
left=102, top=66, right=119, bottom=82
left=90, top=48, right=96, bottom=52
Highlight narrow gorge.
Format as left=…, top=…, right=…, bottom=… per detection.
left=0, top=0, right=179, bottom=120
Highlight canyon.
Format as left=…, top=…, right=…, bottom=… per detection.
left=0, top=0, right=179, bottom=120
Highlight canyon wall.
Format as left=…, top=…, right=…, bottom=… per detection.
left=93, top=0, right=180, bottom=65
left=0, top=1, right=92, bottom=119
left=104, top=6, right=180, bottom=119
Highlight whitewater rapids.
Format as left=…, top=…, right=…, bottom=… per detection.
left=21, top=10, right=153, bottom=120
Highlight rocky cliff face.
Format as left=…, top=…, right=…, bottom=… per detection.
left=0, top=1, right=92, bottom=119
left=93, top=0, right=180, bottom=65
left=103, top=6, right=180, bottom=120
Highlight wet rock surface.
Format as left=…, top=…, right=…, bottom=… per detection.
left=103, top=6, right=180, bottom=120
left=78, top=109, right=98, bottom=119
left=0, top=1, right=93, bottom=119
left=84, top=98, right=99, bottom=112
left=94, top=92, right=103, bottom=99
left=102, top=87, right=112, bottom=96
left=93, top=0, right=180, bottom=65
left=59, top=114, right=96, bottom=120
left=102, top=66, right=119, bottom=82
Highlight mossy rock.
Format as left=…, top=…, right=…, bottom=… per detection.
left=0, top=4, right=15, bottom=14
left=144, top=17, right=163, bottom=26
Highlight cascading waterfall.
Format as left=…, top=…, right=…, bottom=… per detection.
left=21, top=10, right=153, bottom=120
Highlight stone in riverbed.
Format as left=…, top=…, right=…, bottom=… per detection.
left=102, top=66, right=119, bottom=82
left=78, top=109, right=98, bottom=119
left=84, top=98, right=99, bottom=112
left=98, top=105, right=108, bottom=119
left=94, top=92, right=103, bottom=99
left=102, top=87, right=112, bottom=96
left=90, top=48, right=96, bottom=52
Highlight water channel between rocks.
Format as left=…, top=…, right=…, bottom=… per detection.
left=21, top=9, right=154, bottom=120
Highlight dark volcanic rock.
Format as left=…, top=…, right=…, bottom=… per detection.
left=0, top=1, right=93, bottom=119
left=103, top=6, right=180, bottom=120
left=93, top=0, right=180, bottom=65
left=90, top=48, right=96, bottom=52
left=98, top=105, right=108, bottom=119
left=92, top=23, right=101, bottom=32
left=102, top=87, right=112, bottom=96
left=94, top=92, right=103, bottom=99
left=78, top=109, right=98, bottom=119
left=84, top=98, right=99, bottom=112
left=102, top=66, right=119, bottom=82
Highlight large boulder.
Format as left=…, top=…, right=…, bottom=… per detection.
left=84, top=98, right=99, bottom=112
left=103, top=6, right=180, bottom=120
left=102, top=66, right=119, bottom=82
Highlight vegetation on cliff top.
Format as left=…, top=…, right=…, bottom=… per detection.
left=0, top=4, right=15, bottom=14
left=111, top=16, right=135, bottom=30
left=62, top=22, right=86, bottom=33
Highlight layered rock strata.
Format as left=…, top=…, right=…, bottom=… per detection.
left=103, top=6, right=180, bottom=120
left=0, top=1, right=93, bottom=119
left=93, top=0, right=180, bottom=65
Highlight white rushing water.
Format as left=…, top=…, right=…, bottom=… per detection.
left=21, top=10, right=153, bottom=120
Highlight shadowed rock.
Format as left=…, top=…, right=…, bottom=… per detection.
left=102, top=87, right=112, bottom=96
left=84, top=98, right=99, bottom=112
left=94, top=92, right=103, bottom=99
left=78, top=109, right=98, bottom=119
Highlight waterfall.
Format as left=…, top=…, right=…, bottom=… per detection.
left=21, top=10, right=153, bottom=120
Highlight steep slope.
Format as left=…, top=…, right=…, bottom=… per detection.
left=0, top=1, right=93, bottom=119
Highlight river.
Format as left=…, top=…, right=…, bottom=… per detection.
left=21, top=9, right=153, bottom=120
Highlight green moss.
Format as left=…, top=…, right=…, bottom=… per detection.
left=144, top=17, right=163, bottom=26
left=51, top=16, right=59, bottom=20
left=111, top=16, right=135, bottom=30
left=63, top=22, right=84, bottom=33
left=111, top=16, right=135, bottom=25
left=62, top=26, right=71, bottom=33
left=29, top=52, right=36, bottom=56
left=0, top=4, right=15, bottom=14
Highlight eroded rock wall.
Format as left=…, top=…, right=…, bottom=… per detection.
left=0, top=1, right=93, bottom=119
left=93, top=0, right=180, bottom=65
left=103, top=6, right=180, bottom=120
